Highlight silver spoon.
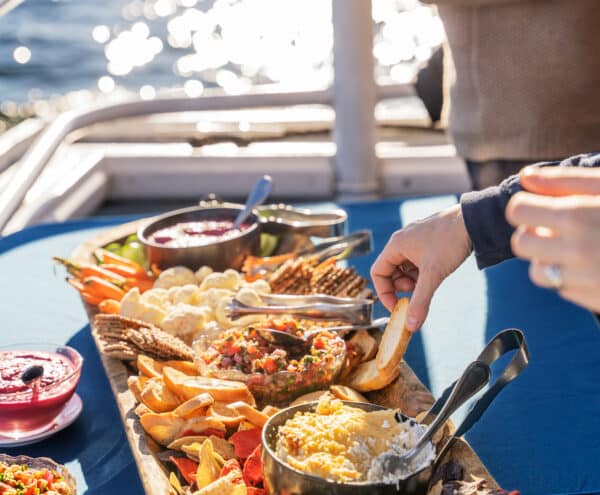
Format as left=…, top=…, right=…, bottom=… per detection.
left=376, top=361, right=491, bottom=478
left=255, top=316, right=390, bottom=349
left=232, top=175, right=273, bottom=230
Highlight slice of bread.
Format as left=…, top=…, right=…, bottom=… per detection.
left=226, top=401, right=269, bottom=427
left=347, top=329, right=378, bottom=362
left=329, top=384, right=369, bottom=403
left=163, top=366, right=249, bottom=402
left=346, top=358, right=401, bottom=392
left=375, top=297, right=411, bottom=377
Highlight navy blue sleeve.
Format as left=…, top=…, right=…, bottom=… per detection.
left=460, top=152, right=600, bottom=269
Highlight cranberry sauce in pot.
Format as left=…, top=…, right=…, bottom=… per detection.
left=149, top=219, right=251, bottom=248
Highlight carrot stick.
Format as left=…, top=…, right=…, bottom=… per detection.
left=81, top=291, right=103, bottom=306
left=151, top=263, right=162, bottom=277
left=82, top=276, right=125, bottom=300
left=94, top=249, right=147, bottom=277
left=124, top=277, right=154, bottom=293
left=54, top=257, right=126, bottom=284
left=98, top=299, right=121, bottom=314
left=67, top=277, right=86, bottom=293
left=103, top=263, right=153, bottom=280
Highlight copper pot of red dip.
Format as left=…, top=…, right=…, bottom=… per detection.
left=0, top=344, right=83, bottom=438
left=138, top=204, right=260, bottom=271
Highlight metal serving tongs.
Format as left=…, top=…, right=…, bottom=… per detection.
left=297, top=229, right=373, bottom=263
left=421, top=328, right=530, bottom=462
left=226, top=293, right=374, bottom=325
left=378, top=361, right=491, bottom=476
left=242, top=230, right=373, bottom=278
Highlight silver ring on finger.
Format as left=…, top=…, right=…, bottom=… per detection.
left=543, top=263, right=564, bottom=290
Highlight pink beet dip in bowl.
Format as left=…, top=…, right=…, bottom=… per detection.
left=0, top=343, right=83, bottom=439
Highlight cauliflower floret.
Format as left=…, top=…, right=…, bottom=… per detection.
left=235, top=287, right=262, bottom=307
left=140, top=288, right=170, bottom=307
left=205, top=288, right=234, bottom=309
left=243, top=279, right=271, bottom=295
left=120, top=288, right=167, bottom=326
left=153, top=266, right=197, bottom=289
left=168, top=284, right=201, bottom=305
left=161, top=304, right=212, bottom=338
left=199, top=270, right=240, bottom=291
left=195, top=266, right=213, bottom=284
left=120, top=287, right=143, bottom=317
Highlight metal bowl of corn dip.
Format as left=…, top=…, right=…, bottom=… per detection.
left=261, top=397, right=435, bottom=495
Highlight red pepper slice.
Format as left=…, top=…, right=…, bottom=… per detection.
left=169, top=456, right=198, bottom=485
left=243, top=445, right=264, bottom=487
left=230, top=428, right=262, bottom=459
left=181, top=428, right=225, bottom=439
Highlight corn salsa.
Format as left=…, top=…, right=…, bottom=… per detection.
left=0, top=462, right=72, bottom=495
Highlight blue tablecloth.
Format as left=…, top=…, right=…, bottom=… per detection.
left=1, top=198, right=599, bottom=495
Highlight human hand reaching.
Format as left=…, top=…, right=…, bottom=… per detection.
left=370, top=204, right=472, bottom=331
left=507, top=166, right=600, bottom=312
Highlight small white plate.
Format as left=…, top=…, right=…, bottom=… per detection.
left=0, top=394, right=83, bottom=448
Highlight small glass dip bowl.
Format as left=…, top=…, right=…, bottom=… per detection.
left=0, top=343, right=83, bottom=439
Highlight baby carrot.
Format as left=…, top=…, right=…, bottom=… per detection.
left=103, top=263, right=153, bottom=280
left=66, top=277, right=86, bottom=293
left=54, top=257, right=126, bottom=284
left=98, top=299, right=121, bottom=314
left=124, top=277, right=154, bottom=293
left=82, top=276, right=125, bottom=301
left=94, top=249, right=147, bottom=277
left=81, top=291, right=103, bottom=306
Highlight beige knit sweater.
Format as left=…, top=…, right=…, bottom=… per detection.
left=422, top=0, right=600, bottom=161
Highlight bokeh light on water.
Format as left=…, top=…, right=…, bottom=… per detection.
left=0, top=0, right=444, bottom=122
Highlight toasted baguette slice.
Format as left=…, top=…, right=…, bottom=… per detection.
left=163, top=360, right=199, bottom=376
left=375, top=298, right=411, bottom=376
left=207, top=401, right=246, bottom=427
left=127, top=375, right=149, bottom=403
left=134, top=402, right=153, bottom=417
left=140, top=412, right=185, bottom=446
left=262, top=405, right=280, bottom=417
left=163, top=366, right=249, bottom=401
left=290, top=390, right=332, bottom=406
left=347, top=330, right=378, bottom=362
left=183, top=416, right=227, bottom=436
left=141, top=377, right=181, bottom=413
left=226, top=401, right=269, bottom=427
left=173, top=392, right=214, bottom=419
left=329, top=385, right=369, bottom=403
left=137, top=354, right=164, bottom=378
left=347, top=358, right=401, bottom=392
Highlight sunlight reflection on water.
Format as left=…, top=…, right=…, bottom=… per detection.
left=0, top=0, right=443, bottom=119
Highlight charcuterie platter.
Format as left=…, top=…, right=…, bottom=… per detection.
left=50, top=199, right=518, bottom=495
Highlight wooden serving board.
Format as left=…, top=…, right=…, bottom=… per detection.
left=72, top=221, right=499, bottom=495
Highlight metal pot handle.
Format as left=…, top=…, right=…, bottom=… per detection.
left=425, top=328, right=529, bottom=462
